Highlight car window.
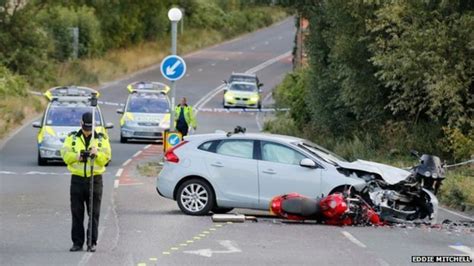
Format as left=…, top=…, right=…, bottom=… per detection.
left=229, top=83, right=257, bottom=92
left=216, top=140, right=254, bottom=159
left=198, top=140, right=218, bottom=152
left=45, top=106, right=102, bottom=127
left=126, top=95, right=170, bottom=113
left=261, top=142, right=305, bottom=165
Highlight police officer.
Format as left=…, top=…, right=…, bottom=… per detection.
left=175, top=97, right=196, bottom=136
left=61, top=112, right=111, bottom=252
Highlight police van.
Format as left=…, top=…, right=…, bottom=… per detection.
left=33, top=86, right=113, bottom=165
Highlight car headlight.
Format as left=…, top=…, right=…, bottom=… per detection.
left=42, top=134, right=60, bottom=144
left=250, top=96, right=259, bottom=102
left=124, top=120, right=138, bottom=126
left=225, top=93, right=234, bottom=101
left=161, top=120, right=170, bottom=128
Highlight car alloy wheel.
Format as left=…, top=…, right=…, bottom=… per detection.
left=177, top=179, right=214, bottom=215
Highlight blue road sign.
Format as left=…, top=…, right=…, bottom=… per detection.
left=160, top=55, right=187, bottom=81
left=168, top=133, right=180, bottom=146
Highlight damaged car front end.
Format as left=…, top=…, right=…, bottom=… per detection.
left=289, top=142, right=440, bottom=225
left=335, top=160, right=439, bottom=224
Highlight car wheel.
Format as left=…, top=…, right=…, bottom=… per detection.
left=37, top=151, right=47, bottom=166
left=212, top=206, right=234, bottom=214
left=120, top=135, right=128, bottom=143
left=258, top=102, right=262, bottom=109
left=177, top=179, right=214, bottom=215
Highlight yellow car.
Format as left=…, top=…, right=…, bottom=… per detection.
left=223, top=81, right=262, bottom=109
left=118, top=81, right=171, bottom=143
left=33, top=86, right=113, bottom=165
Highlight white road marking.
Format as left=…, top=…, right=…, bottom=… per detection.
left=115, top=168, right=123, bottom=177
left=132, top=150, right=142, bottom=158
left=114, top=179, right=119, bottom=189
left=449, top=245, right=474, bottom=259
left=122, top=159, right=132, bottom=167
left=341, top=231, right=367, bottom=248
left=439, top=207, right=474, bottom=221
left=251, top=46, right=256, bottom=50
left=224, top=57, right=229, bottom=61
left=211, top=63, right=216, bottom=66
left=0, top=171, right=18, bottom=175
left=144, top=144, right=152, bottom=150
left=184, top=240, right=241, bottom=257
left=264, top=41, right=269, bottom=45
left=119, top=183, right=144, bottom=186
left=194, top=51, right=291, bottom=113
left=198, top=68, right=203, bottom=72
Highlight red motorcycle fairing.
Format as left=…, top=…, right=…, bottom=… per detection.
left=270, top=192, right=382, bottom=226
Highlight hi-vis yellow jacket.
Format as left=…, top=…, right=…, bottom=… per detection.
left=61, top=131, right=111, bottom=177
left=175, top=105, right=196, bottom=128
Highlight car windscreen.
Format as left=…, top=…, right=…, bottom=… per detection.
left=126, top=95, right=170, bottom=113
left=45, top=106, right=102, bottom=127
left=230, top=76, right=257, bottom=83
left=298, top=141, right=348, bottom=166
left=229, top=83, right=257, bottom=92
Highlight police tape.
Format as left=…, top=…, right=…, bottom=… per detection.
left=196, top=108, right=290, bottom=113
left=446, top=159, right=474, bottom=168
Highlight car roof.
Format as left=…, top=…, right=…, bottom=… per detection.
left=185, top=132, right=304, bottom=144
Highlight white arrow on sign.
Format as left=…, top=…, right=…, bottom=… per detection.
left=184, top=240, right=241, bottom=257
left=166, top=60, right=182, bottom=76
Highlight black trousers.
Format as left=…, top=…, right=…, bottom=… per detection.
left=177, top=124, right=189, bottom=137
left=70, top=174, right=103, bottom=247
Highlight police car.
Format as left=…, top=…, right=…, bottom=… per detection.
left=223, top=73, right=263, bottom=109
left=32, top=86, right=113, bottom=165
left=117, top=81, right=171, bottom=143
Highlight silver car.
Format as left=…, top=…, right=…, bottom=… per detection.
left=118, top=82, right=171, bottom=143
left=156, top=132, right=426, bottom=216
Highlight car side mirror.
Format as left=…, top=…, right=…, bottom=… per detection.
left=300, top=158, right=317, bottom=169
left=105, top=122, right=114, bottom=129
left=116, top=108, right=124, bottom=114
left=258, top=83, right=264, bottom=88
left=32, top=121, right=41, bottom=128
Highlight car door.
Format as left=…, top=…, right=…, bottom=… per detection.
left=204, top=139, right=259, bottom=208
left=257, top=141, right=322, bottom=209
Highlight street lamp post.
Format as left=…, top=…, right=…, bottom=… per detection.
left=168, top=7, right=182, bottom=131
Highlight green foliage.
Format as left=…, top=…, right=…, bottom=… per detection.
left=369, top=1, right=474, bottom=129
left=38, top=5, right=104, bottom=61
left=0, top=66, right=29, bottom=96
left=438, top=167, right=474, bottom=210
left=0, top=0, right=54, bottom=88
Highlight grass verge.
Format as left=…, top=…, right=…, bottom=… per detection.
left=137, top=161, right=163, bottom=177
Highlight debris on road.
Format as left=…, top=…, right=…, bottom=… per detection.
left=212, top=214, right=257, bottom=223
